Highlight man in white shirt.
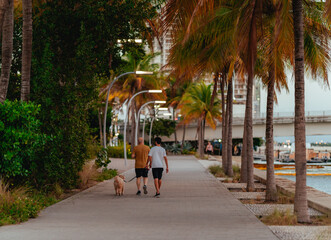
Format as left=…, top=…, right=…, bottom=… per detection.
left=147, top=137, right=169, bottom=197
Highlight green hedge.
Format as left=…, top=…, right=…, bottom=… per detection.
left=107, top=145, right=132, bottom=159
left=0, top=100, right=47, bottom=183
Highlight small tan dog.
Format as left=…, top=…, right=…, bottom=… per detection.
left=113, top=175, right=125, bottom=196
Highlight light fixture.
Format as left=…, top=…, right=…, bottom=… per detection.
left=162, top=113, right=172, bottom=116
left=158, top=108, right=168, bottom=111
left=154, top=100, right=166, bottom=104
left=148, top=89, right=162, bottom=93
left=135, top=71, right=154, bottom=75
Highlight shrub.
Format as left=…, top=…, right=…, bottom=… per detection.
left=261, top=209, right=297, bottom=225
left=0, top=180, right=57, bottom=226
left=106, top=145, right=131, bottom=159
left=0, top=100, right=47, bottom=184
left=95, top=169, right=117, bottom=182
left=208, top=165, right=226, bottom=177
left=95, top=148, right=111, bottom=168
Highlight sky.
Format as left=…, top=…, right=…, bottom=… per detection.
left=260, top=68, right=331, bottom=114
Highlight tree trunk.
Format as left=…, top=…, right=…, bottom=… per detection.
left=0, top=0, right=13, bottom=103
left=173, top=109, right=178, bottom=144
left=293, top=0, right=310, bottom=223
left=21, top=0, right=33, bottom=102
left=226, top=76, right=233, bottom=177
left=201, top=119, right=206, bottom=158
left=240, top=119, right=248, bottom=183
left=0, top=0, right=9, bottom=36
left=245, top=1, right=257, bottom=192
left=210, top=72, right=218, bottom=106
left=265, top=62, right=278, bottom=201
left=181, top=124, right=186, bottom=149
left=223, top=78, right=228, bottom=171
left=220, top=74, right=227, bottom=169
left=98, top=108, right=103, bottom=145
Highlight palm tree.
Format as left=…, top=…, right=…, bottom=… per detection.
left=0, top=0, right=14, bottom=103
left=292, top=0, right=310, bottom=224
left=0, top=0, right=9, bottom=35
left=21, top=0, right=32, bottom=101
left=179, top=82, right=222, bottom=158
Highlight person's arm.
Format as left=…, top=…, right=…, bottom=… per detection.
left=164, top=156, right=169, bottom=173
left=147, top=156, right=152, bottom=168
left=131, top=147, right=136, bottom=158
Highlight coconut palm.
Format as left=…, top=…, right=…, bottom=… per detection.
left=21, top=0, right=32, bottom=101
left=178, top=82, right=222, bottom=158
left=0, top=0, right=14, bottom=103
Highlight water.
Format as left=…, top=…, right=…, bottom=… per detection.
left=255, top=160, right=331, bottom=195
left=281, top=175, right=331, bottom=195
left=274, top=135, right=331, bottom=144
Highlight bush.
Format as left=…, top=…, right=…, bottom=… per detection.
left=208, top=165, right=226, bottom=177
left=106, top=145, right=131, bottom=159
left=0, top=181, right=57, bottom=226
left=95, top=169, right=117, bottom=182
left=0, top=100, right=47, bottom=184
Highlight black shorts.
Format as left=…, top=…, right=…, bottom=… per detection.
left=135, top=168, right=149, bottom=178
left=207, top=150, right=212, bottom=155
left=152, top=168, right=164, bottom=179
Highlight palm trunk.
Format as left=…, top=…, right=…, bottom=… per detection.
left=211, top=72, right=218, bottom=106
left=220, top=74, right=227, bottom=169
left=0, top=0, right=14, bottom=103
left=265, top=63, right=278, bottom=201
left=98, top=109, right=103, bottom=145
left=293, top=0, right=310, bottom=223
left=0, top=0, right=9, bottom=35
left=226, top=77, right=233, bottom=177
left=173, top=109, right=178, bottom=144
left=223, top=79, right=228, bottom=171
left=245, top=0, right=257, bottom=192
left=197, top=119, right=203, bottom=158
left=181, top=124, right=186, bottom=149
left=240, top=119, right=248, bottom=183
left=21, top=0, right=33, bottom=102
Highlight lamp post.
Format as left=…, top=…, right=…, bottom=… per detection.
left=103, top=71, right=153, bottom=148
left=135, top=100, right=166, bottom=145
left=123, top=89, right=162, bottom=165
left=149, top=117, right=155, bottom=146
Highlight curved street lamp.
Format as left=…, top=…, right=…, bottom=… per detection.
left=123, top=89, right=162, bottom=165
left=135, top=100, right=166, bottom=145
left=103, top=71, right=153, bottom=148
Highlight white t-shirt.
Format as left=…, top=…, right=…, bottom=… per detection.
left=148, top=146, right=167, bottom=168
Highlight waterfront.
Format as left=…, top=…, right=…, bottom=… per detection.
left=281, top=175, right=331, bottom=195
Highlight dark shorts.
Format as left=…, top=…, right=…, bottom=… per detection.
left=152, top=168, right=164, bottom=179
left=135, top=168, right=149, bottom=178
left=207, top=150, right=212, bottom=155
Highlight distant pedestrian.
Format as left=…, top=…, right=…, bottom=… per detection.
left=132, top=137, right=150, bottom=195
left=206, top=141, right=213, bottom=156
left=147, top=137, right=169, bottom=198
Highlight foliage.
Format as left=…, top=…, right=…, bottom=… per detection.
left=0, top=100, right=47, bottom=184
left=105, top=145, right=132, bottom=159
left=95, top=148, right=111, bottom=168
left=261, top=209, right=297, bottom=226
left=0, top=181, right=58, bottom=226
left=146, top=118, right=176, bottom=139
left=95, top=169, right=118, bottom=182
left=164, top=143, right=181, bottom=154
left=208, top=165, right=226, bottom=178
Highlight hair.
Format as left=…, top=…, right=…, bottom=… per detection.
left=138, top=137, right=143, bottom=144
left=155, top=137, right=162, bottom=145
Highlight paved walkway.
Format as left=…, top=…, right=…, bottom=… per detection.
left=0, top=156, right=278, bottom=240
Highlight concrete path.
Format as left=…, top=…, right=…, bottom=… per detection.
left=0, top=156, right=278, bottom=240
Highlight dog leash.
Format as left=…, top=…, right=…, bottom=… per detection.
left=124, top=176, right=136, bottom=183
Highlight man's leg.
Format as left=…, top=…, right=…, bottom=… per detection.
left=158, top=179, right=162, bottom=190
left=143, top=177, right=148, bottom=194
left=136, top=177, right=141, bottom=191
left=154, top=178, right=160, bottom=194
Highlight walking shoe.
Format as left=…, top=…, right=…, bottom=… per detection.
left=136, top=190, right=141, bottom=195
left=143, top=185, right=148, bottom=194
left=154, top=193, right=160, bottom=198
